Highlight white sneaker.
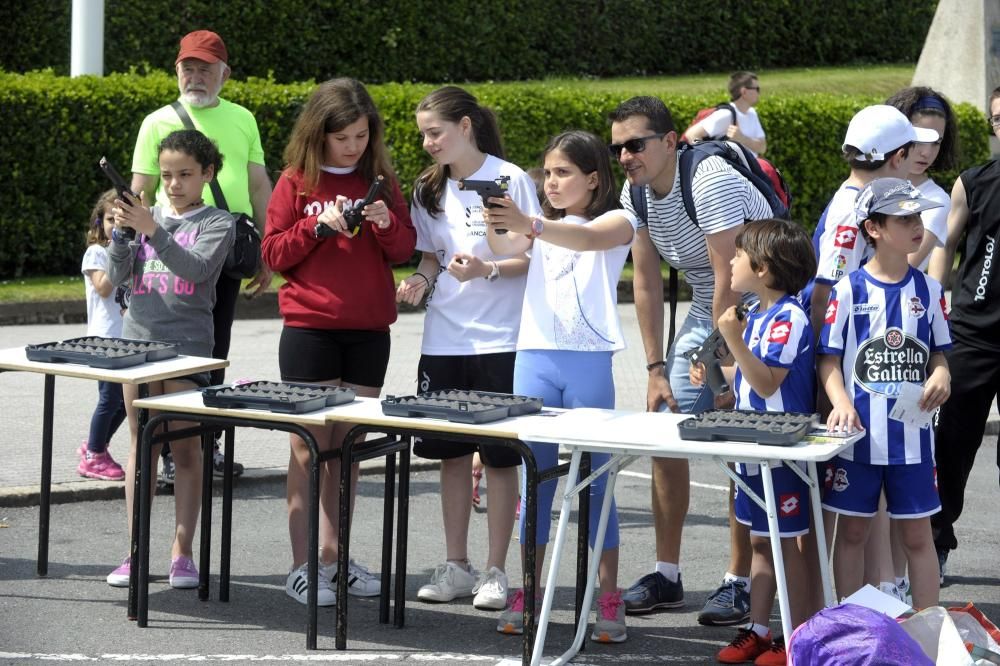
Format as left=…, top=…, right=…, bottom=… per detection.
left=331, top=559, right=381, bottom=597
left=417, top=561, right=478, bottom=602
left=473, top=566, right=509, bottom=610
left=286, top=562, right=336, bottom=606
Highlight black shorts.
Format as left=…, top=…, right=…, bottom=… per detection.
left=412, top=352, right=521, bottom=468
left=279, top=326, right=390, bottom=387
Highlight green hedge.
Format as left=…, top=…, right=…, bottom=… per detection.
left=1, top=1, right=936, bottom=83
left=0, top=70, right=989, bottom=277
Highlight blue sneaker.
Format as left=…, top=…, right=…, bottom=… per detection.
left=697, top=579, right=751, bottom=626
left=622, top=572, right=684, bottom=615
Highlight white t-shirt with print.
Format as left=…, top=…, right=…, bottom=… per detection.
left=915, top=177, right=950, bottom=272
left=517, top=210, right=638, bottom=353
left=412, top=154, right=541, bottom=355
left=620, top=154, right=773, bottom=321
left=81, top=244, right=124, bottom=337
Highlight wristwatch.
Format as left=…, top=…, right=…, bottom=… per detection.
left=485, top=261, right=500, bottom=282
left=531, top=216, right=545, bottom=237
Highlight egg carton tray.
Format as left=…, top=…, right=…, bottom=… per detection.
left=201, top=381, right=356, bottom=414
left=25, top=337, right=179, bottom=370
left=381, top=390, right=542, bottom=424
left=677, top=409, right=820, bottom=446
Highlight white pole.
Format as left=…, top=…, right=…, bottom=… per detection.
left=70, top=0, right=104, bottom=77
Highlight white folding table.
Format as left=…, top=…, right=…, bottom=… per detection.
left=519, top=408, right=860, bottom=666
left=0, top=346, right=226, bottom=583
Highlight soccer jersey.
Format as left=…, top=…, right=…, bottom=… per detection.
left=734, top=295, right=815, bottom=414
left=813, top=183, right=867, bottom=285
left=818, top=266, right=952, bottom=465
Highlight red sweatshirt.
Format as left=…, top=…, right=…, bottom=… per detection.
left=262, top=168, right=416, bottom=331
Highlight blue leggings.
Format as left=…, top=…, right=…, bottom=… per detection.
left=87, top=380, right=125, bottom=453
left=514, top=349, right=619, bottom=551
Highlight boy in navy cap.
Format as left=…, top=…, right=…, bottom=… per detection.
left=817, top=177, right=952, bottom=609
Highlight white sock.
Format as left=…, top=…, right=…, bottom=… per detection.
left=747, top=622, right=770, bottom=638
left=723, top=571, right=751, bottom=592
left=655, top=561, right=679, bottom=582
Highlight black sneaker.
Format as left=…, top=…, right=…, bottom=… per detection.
left=937, top=547, right=949, bottom=586
left=213, top=444, right=245, bottom=479
left=622, top=571, right=684, bottom=615
left=160, top=452, right=176, bottom=486
left=697, top=579, right=751, bottom=626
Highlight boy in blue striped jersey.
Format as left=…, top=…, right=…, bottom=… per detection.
left=818, top=178, right=952, bottom=610
left=690, top=218, right=816, bottom=665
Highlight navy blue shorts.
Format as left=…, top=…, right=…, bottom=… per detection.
left=821, top=456, right=940, bottom=518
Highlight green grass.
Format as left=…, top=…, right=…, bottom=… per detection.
left=3, top=64, right=915, bottom=304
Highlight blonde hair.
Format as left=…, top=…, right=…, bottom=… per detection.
left=86, top=189, right=117, bottom=247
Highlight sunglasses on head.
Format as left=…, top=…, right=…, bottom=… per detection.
left=608, top=133, right=666, bottom=159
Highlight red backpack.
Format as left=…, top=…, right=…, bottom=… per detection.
left=680, top=103, right=736, bottom=142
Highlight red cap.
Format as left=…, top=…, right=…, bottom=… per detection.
left=175, top=30, right=228, bottom=65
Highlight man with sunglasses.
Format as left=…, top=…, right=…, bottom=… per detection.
left=686, top=71, right=767, bottom=156
left=927, top=86, right=1000, bottom=585
left=608, top=96, right=775, bottom=625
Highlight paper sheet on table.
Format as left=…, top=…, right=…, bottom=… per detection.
left=888, top=382, right=935, bottom=429
left=842, top=583, right=912, bottom=618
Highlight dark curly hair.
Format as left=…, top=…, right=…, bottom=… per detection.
left=158, top=129, right=224, bottom=176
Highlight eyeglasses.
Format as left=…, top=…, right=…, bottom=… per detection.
left=745, top=85, right=760, bottom=91
left=989, top=114, right=1000, bottom=129
left=608, top=133, right=666, bottom=158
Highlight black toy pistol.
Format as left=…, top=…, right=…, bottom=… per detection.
left=459, top=176, right=511, bottom=234
left=685, top=304, right=750, bottom=396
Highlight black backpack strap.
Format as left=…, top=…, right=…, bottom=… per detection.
left=717, top=102, right=737, bottom=127
left=170, top=101, right=230, bottom=213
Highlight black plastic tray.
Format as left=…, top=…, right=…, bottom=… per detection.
left=381, top=389, right=544, bottom=424
left=62, top=336, right=179, bottom=362
left=201, top=381, right=356, bottom=414
left=677, top=409, right=819, bottom=446
left=26, top=340, right=151, bottom=369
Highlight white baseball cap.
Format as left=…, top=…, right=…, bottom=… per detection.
left=843, top=105, right=939, bottom=162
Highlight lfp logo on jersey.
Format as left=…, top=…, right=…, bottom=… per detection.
left=853, top=326, right=928, bottom=396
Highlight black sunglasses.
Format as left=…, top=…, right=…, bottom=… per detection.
left=608, top=133, right=666, bottom=158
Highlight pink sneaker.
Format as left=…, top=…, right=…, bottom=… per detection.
left=107, top=556, right=131, bottom=587
left=78, top=448, right=125, bottom=481
left=169, top=556, right=200, bottom=589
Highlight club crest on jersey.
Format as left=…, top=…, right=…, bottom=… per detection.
left=834, top=226, right=857, bottom=249
left=832, top=467, right=849, bottom=492
left=769, top=321, right=792, bottom=344
left=825, top=300, right=838, bottom=324
left=853, top=326, right=928, bottom=396
left=908, top=297, right=926, bottom=319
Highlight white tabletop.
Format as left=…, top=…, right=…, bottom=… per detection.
left=0, top=346, right=227, bottom=384
left=518, top=408, right=860, bottom=464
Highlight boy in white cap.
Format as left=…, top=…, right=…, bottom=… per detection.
left=817, top=177, right=952, bottom=609
left=808, top=105, right=939, bottom=335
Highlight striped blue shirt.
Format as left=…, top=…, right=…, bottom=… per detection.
left=818, top=267, right=952, bottom=465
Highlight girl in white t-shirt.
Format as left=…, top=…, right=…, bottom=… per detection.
left=484, top=130, right=637, bottom=644
left=396, top=86, right=539, bottom=612
left=78, top=189, right=126, bottom=481
left=887, top=86, right=959, bottom=271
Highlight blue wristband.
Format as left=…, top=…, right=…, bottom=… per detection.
left=111, top=228, right=127, bottom=244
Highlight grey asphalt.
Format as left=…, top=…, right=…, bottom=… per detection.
left=1, top=307, right=998, bottom=664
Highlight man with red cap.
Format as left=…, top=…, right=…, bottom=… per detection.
left=130, top=30, right=273, bottom=481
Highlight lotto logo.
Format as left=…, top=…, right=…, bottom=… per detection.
left=834, top=226, right=857, bottom=249
left=940, top=296, right=950, bottom=320
left=769, top=321, right=792, bottom=344
left=832, top=468, right=849, bottom=492
left=825, top=300, right=839, bottom=324
left=779, top=493, right=801, bottom=517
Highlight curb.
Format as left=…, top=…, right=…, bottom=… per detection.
left=0, top=457, right=442, bottom=508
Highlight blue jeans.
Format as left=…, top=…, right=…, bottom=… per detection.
left=664, top=313, right=715, bottom=415
left=514, top=349, right=620, bottom=551
left=87, top=380, right=125, bottom=453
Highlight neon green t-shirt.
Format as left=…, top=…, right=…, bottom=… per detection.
left=131, top=97, right=265, bottom=217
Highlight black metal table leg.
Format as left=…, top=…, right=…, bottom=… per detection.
left=198, top=431, right=213, bottom=601
left=380, top=451, right=396, bottom=625
left=128, top=383, right=150, bottom=620
left=575, top=453, right=591, bottom=646
left=394, top=443, right=410, bottom=628
left=37, top=374, right=55, bottom=577
left=220, top=426, right=235, bottom=602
